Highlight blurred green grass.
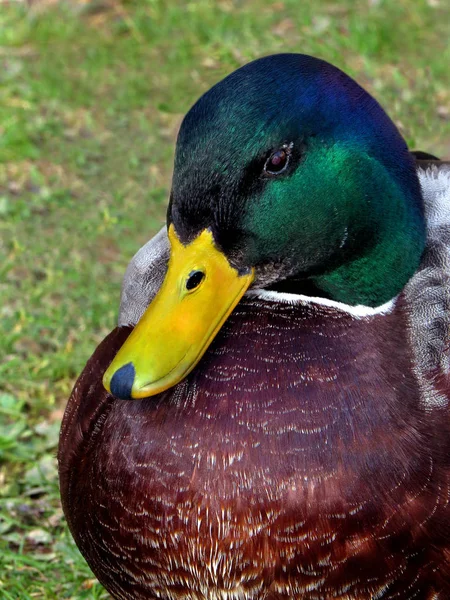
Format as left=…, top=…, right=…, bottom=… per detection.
left=1, top=0, right=449, bottom=597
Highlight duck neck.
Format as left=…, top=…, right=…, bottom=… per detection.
left=312, top=178, right=426, bottom=307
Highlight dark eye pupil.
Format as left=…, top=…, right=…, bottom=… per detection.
left=271, top=150, right=285, bottom=166
left=186, top=270, right=205, bottom=291
left=265, top=148, right=289, bottom=174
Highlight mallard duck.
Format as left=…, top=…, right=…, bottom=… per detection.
left=58, top=54, right=450, bottom=599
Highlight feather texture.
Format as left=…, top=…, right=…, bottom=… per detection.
left=59, top=162, right=450, bottom=599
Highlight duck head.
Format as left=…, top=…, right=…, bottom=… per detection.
left=103, top=54, right=426, bottom=400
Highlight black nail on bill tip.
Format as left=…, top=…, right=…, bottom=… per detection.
left=110, top=362, right=136, bottom=400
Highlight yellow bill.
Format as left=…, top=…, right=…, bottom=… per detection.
left=103, top=224, right=254, bottom=399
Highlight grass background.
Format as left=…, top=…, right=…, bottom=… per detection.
left=1, top=0, right=449, bottom=597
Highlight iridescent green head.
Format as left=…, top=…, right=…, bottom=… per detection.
left=105, top=54, right=427, bottom=399
left=169, top=53, right=425, bottom=307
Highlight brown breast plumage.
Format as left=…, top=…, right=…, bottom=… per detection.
left=58, top=295, right=450, bottom=599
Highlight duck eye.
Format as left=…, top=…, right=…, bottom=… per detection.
left=264, top=144, right=292, bottom=176
left=186, top=270, right=205, bottom=291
